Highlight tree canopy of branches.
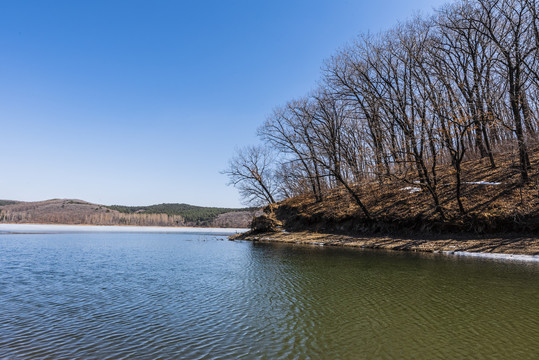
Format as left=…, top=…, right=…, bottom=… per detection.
left=226, top=0, right=537, bottom=215
left=223, top=145, right=281, bottom=206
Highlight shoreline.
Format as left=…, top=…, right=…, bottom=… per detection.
left=0, top=223, right=248, bottom=234
left=231, top=230, right=539, bottom=262
left=0, top=222, right=247, bottom=230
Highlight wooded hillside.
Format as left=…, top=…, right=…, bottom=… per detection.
left=268, top=148, right=538, bottom=234
left=225, top=0, right=539, bottom=230
left=0, top=199, right=253, bottom=228
left=106, top=203, right=254, bottom=226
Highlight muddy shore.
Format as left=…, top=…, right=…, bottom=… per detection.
left=231, top=230, right=539, bottom=257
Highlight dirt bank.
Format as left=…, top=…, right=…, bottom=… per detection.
left=231, top=230, right=539, bottom=256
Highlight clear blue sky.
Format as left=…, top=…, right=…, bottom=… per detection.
left=0, top=0, right=447, bottom=207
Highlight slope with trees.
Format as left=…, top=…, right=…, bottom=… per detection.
left=225, top=0, right=538, bottom=234
left=0, top=199, right=253, bottom=228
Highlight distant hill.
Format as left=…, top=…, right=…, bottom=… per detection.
left=0, top=199, right=254, bottom=228
left=106, top=203, right=255, bottom=226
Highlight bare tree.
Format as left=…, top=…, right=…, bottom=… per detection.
left=227, top=0, right=538, bottom=220
left=471, top=0, right=535, bottom=182
left=223, top=145, right=280, bottom=206
left=309, top=90, right=372, bottom=218
left=259, top=100, right=325, bottom=202
left=435, top=2, right=498, bottom=167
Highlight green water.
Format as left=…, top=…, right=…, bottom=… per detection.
left=248, top=242, right=539, bottom=359
left=0, top=229, right=538, bottom=359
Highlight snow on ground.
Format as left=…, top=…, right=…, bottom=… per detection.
left=464, top=181, right=501, bottom=185
left=401, top=186, right=421, bottom=193
left=0, top=224, right=248, bottom=235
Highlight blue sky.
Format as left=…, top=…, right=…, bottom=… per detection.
left=0, top=0, right=448, bottom=207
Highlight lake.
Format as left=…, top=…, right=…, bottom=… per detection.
left=1, top=225, right=538, bottom=359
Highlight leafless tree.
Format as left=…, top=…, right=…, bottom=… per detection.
left=470, top=0, right=535, bottom=182
left=227, top=0, right=538, bottom=218
left=259, top=100, right=325, bottom=202
left=223, top=145, right=280, bottom=206
left=308, top=90, right=371, bottom=218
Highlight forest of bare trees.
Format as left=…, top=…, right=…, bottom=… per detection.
left=0, top=208, right=186, bottom=227
left=0, top=199, right=253, bottom=228
left=225, top=0, right=538, bottom=218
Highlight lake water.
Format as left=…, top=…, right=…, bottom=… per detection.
left=1, top=226, right=538, bottom=359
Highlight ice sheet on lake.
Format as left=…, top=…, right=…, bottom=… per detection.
left=443, top=251, right=539, bottom=263
left=0, top=224, right=248, bottom=235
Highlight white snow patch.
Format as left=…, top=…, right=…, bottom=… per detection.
left=401, top=186, right=421, bottom=193
left=0, top=223, right=248, bottom=235
left=442, top=251, right=539, bottom=263
left=465, top=181, right=501, bottom=186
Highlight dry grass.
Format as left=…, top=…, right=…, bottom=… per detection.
left=274, top=146, right=538, bottom=234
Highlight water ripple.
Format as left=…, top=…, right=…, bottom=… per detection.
left=0, top=233, right=538, bottom=359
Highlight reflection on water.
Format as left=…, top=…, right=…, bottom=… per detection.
left=1, top=231, right=538, bottom=359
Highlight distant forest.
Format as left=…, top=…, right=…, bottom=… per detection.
left=0, top=199, right=254, bottom=228
left=106, top=203, right=253, bottom=226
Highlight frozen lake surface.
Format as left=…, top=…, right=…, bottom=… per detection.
left=0, top=223, right=247, bottom=235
